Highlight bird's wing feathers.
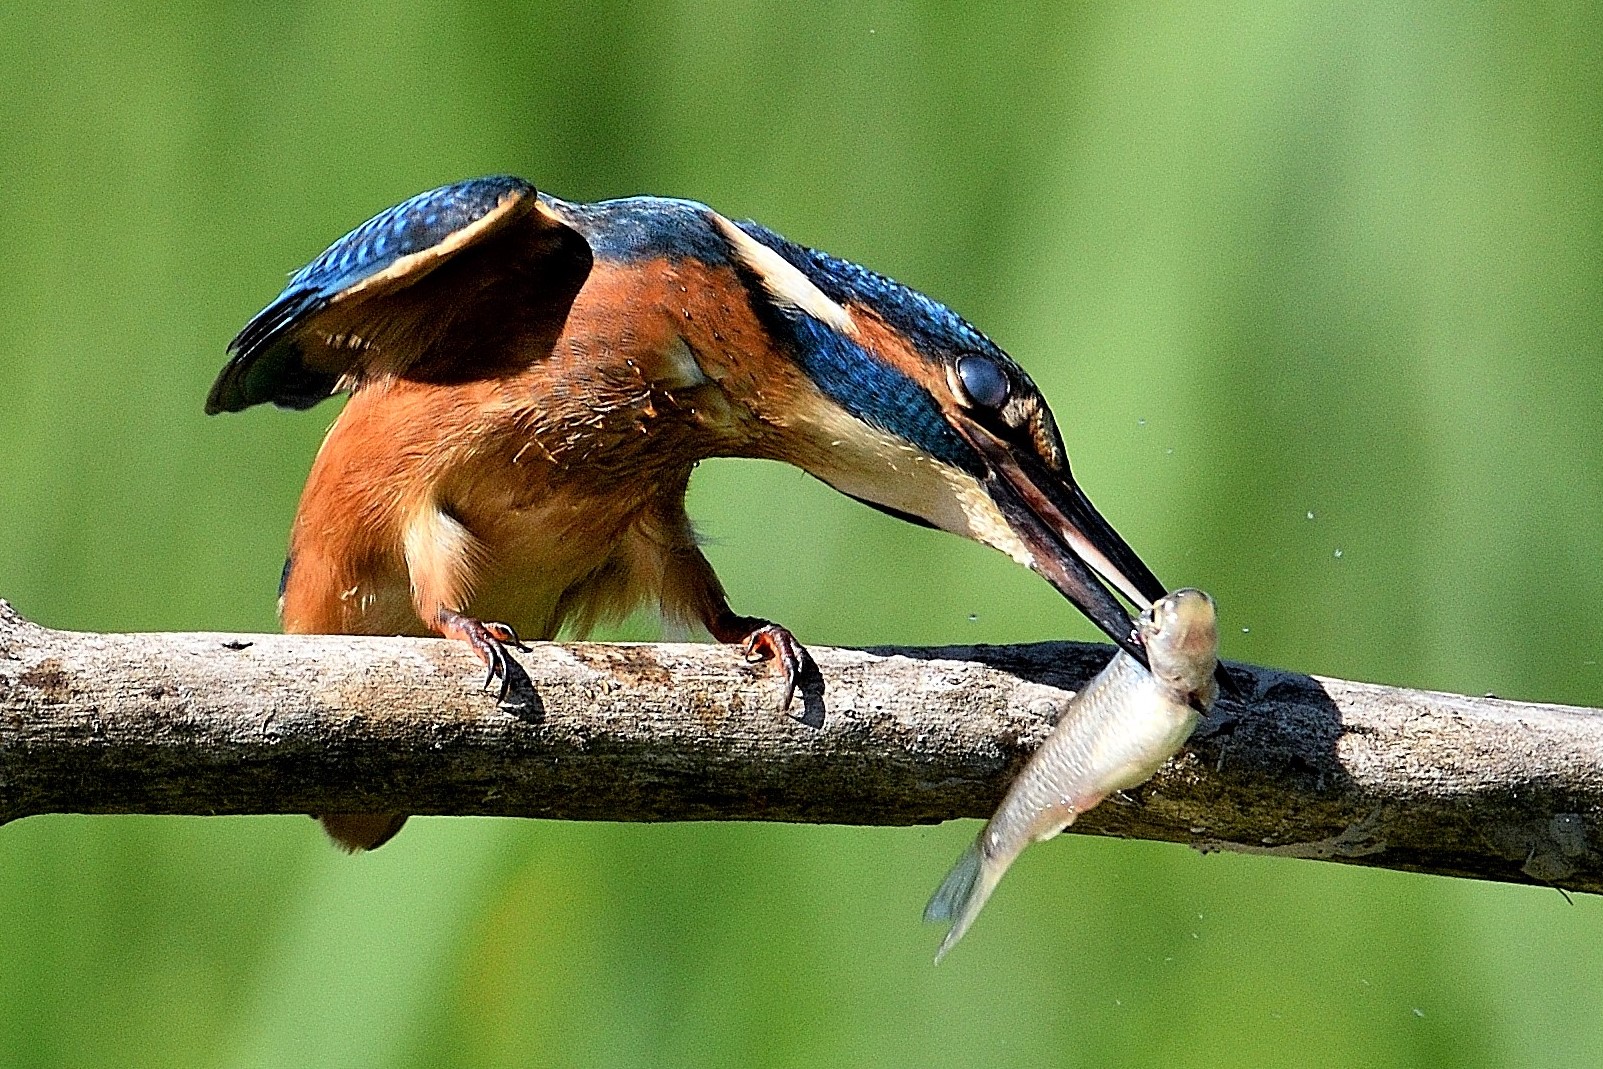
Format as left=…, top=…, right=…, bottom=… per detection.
left=206, top=176, right=593, bottom=414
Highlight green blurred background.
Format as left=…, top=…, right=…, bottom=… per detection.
left=2, top=2, right=1601, bottom=1066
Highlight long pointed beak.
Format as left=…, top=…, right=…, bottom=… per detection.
left=955, top=420, right=1167, bottom=665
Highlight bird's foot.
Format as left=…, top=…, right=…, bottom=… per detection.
left=712, top=613, right=813, bottom=711
left=436, top=609, right=531, bottom=701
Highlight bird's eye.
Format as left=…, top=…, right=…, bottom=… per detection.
left=955, top=355, right=1010, bottom=410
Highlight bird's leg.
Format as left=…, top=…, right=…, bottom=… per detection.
left=706, top=609, right=812, bottom=711
left=645, top=500, right=816, bottom=712
left=433, top=608, right=531, bottom=700
left=402, top=502, right=530, bottom=699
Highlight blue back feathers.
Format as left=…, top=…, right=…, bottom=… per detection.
left=283, top=175, right=533, bottom=301
left=207, top=176, right=534, bottom=413
left=559, top=196, right=732, bottom=264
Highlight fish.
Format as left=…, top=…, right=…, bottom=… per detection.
left=924, top=588, right=1220, bottom=962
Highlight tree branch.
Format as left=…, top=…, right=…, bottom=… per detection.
left=1, top=598, right=1599, bottom=892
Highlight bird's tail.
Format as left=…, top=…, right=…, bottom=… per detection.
left=923, top=838, right=1006, bottom=963
left=317, top=813, right=409, bottom=852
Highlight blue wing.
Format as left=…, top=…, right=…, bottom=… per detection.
left=207, top=176, right=590, bottom=414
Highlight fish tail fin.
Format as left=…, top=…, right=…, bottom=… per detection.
left=923, top=839, right=1006, bottom=964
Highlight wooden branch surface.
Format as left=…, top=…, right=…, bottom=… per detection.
left=2, top=599, right=1600, bottom=893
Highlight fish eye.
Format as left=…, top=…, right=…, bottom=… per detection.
left=955, top=355, right=1010, bottom=410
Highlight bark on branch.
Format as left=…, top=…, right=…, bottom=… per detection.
left=1, top=598, right=1600, bottom=893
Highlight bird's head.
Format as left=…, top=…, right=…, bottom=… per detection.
left=706, top=214, right=1168, bottom=662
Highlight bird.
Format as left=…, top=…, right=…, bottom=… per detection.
left=207, top=175, right=1172, bottom=851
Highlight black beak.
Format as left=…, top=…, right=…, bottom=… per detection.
left=956, top=420, right=1167, bottom=667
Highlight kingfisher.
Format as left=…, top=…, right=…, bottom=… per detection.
left=208, top=175, right=1171, bottom=851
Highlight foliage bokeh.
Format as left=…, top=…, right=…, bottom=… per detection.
left=2, top=3, right=1601, bottom=1066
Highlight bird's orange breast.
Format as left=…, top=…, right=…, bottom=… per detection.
left=277, top=255, right=801, bottom=642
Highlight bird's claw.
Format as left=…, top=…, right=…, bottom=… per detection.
left=480, top=620, right=532, bottom=652
left=741, top=622, right=811, bottom=711
left=438, top=611, right=528, bottom=702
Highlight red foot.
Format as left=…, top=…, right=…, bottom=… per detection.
left=710, top=612, right=812, bottom=711
left=436, top=609, right=530, bottom=701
